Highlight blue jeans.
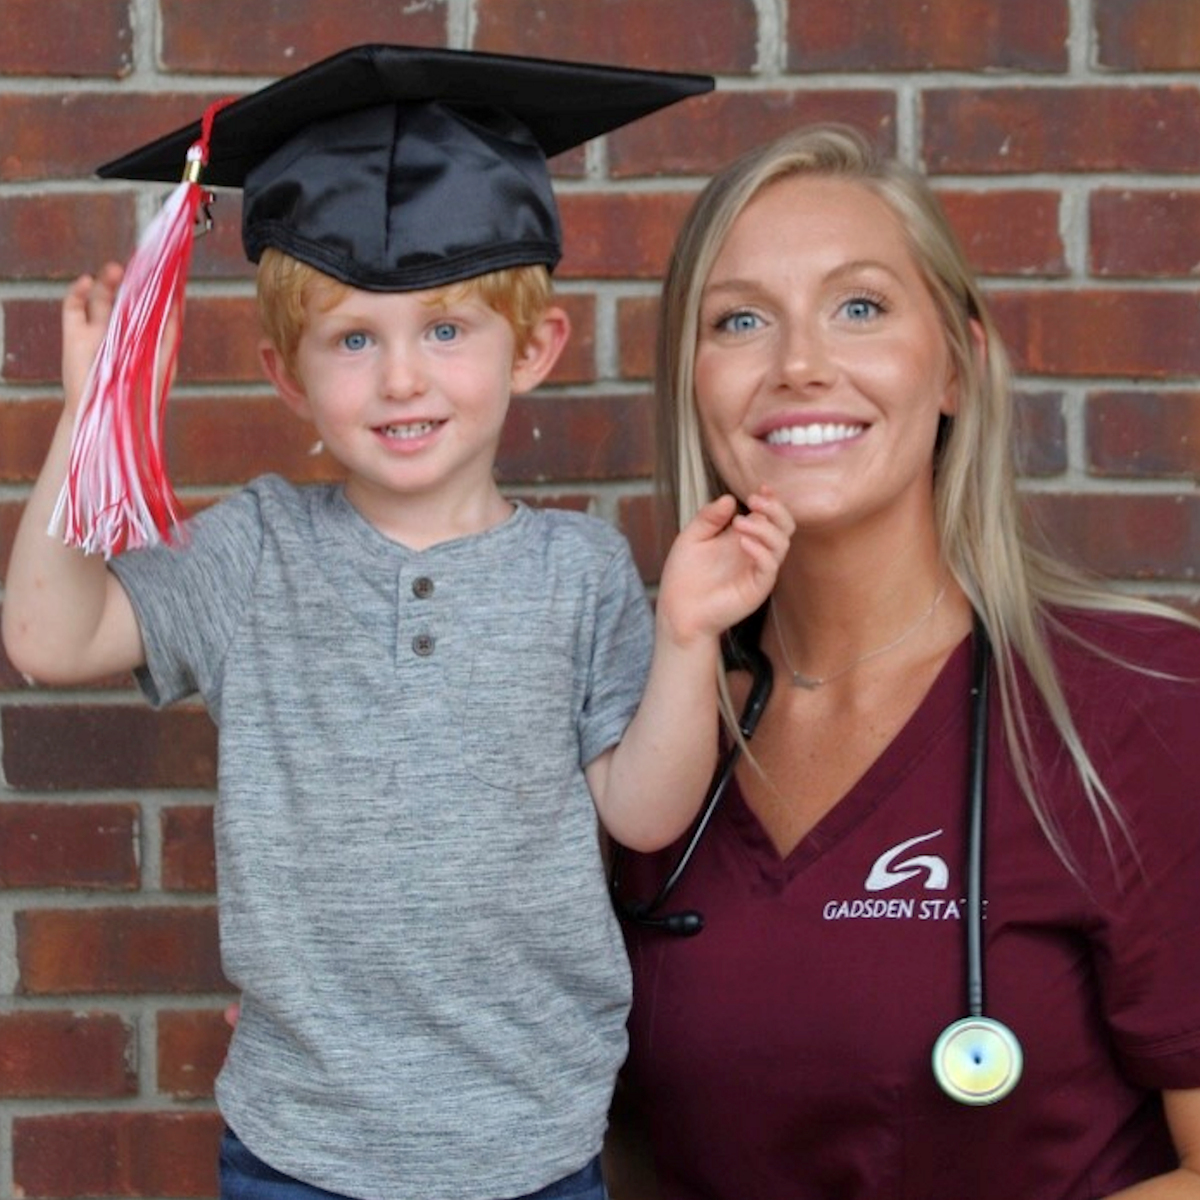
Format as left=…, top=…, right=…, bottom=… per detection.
left=219, top=1128, right=608, bottom=1200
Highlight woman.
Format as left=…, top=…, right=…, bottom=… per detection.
left=608, top=125, right=1200, bottom=1199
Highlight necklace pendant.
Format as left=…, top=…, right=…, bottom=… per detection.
left=790, top=671, right=823, bottom=690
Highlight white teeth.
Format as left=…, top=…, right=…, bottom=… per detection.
left=765, top=422, right=864, bottom=447
left=380, top=420, right=438, bottom=440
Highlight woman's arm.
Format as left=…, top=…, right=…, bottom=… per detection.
left=1108, top=1089, right=1200, bottom=1198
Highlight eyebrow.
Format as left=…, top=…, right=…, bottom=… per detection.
left=702, top=257, right=907, bottom=300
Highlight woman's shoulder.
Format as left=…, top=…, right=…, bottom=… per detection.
left=1039, top=607, right=1200, bottom=750
left=1048, top=604, right=1200, bottom=680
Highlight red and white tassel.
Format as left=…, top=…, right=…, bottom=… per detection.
left=51, top=102, right=228, bottom=558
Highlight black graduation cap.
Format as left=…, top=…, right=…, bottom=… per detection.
left=97, top=44, right=714, bottom=291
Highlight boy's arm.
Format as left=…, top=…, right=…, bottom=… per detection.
left=1, top=266, right=145, bottom=685
left=587, top=490, right=792, bottom=852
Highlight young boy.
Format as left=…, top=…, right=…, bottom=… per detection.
left=2, top=46, right=792, bottom=1200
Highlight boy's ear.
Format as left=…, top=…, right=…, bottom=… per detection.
left=511, top=305, right=571, bottom=395
left=258, top=340, right=312, bottom=419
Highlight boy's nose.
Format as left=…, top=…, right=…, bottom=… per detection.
left=382, top=347, right=428, bottom=399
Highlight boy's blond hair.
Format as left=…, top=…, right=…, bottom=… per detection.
left=256, top=248, right=554, bottom=373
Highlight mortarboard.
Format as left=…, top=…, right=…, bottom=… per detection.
left=98, top=43, right=715, bottom=290
left=55, top=44, right=713, bottom=556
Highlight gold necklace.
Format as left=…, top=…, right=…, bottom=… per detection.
left=770, top=582, right=948, bottom=690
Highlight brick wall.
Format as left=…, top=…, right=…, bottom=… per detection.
left=1, top=0, right=1198, bottom=1195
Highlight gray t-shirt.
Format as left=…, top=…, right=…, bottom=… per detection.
left=111, top=476, right=654, bottom=1200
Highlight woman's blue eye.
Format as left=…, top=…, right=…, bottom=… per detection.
left=840, top=297, right=882, bottom=321
left=719, top=311, right=762, bottom=334
left=342, top=331, right=369, bottom=352
left=431, top=322, right=459, bottom=342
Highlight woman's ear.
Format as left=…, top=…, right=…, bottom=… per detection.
left=511, top=305, right=572, bottom=395
left=941, top=318, right=988, bottom=418
left=259, top=339, right=312, bottom=420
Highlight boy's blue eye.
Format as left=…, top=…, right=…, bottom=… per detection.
left=342, top=331, right=370, bottom=352
left=431, top=321, right=459, bottom=342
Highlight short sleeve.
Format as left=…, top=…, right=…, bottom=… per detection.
left=1085, top=630, right=1200, bottom=1089
left=109, top=486, right=266, bottom=711
left=577, top=536, right=653, bottom=767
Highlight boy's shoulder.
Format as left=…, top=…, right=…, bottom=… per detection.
left=520, top=503, right=634, bottom=559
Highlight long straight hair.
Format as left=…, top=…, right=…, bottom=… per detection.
left=656, top=124, right=1194, bottom=869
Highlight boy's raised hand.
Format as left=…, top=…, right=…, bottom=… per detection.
left=61, top=263, right=124, bottom=415
left=655, top=488, right=793, bottom=648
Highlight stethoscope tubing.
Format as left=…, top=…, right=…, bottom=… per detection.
left=611, top=610, right=1024, bottom=1104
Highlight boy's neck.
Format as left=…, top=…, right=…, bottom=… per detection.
left=344, top=479, right=515, bottom=551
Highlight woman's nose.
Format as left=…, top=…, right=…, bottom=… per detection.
left=774, top=319, right=835, bottom=391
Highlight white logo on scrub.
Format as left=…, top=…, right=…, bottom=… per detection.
left=864, top=830, right=949, bottom=892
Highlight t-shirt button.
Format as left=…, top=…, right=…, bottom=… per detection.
left=412, top=576, right=435, bottom=599
left=412, top=633, right=436, bottom=657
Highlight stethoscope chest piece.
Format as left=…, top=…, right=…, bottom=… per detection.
left=932, top=1015, right=1023, bottom=1105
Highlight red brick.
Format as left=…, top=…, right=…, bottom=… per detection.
left=3, top=295, right=264, bottom=387
left=498, top=394, right=654, bottom=484
left=2, top=705, right=217, bottom=791
left=1087, top=391, right=1200, bottom=477
left=0, top=803, right=139, bottom=890
left=0, top=630, right=29, bottom=689
left=0, top=0, right=131, bottom=77
left=1090, top=189, right=1200, bottom=278
left=545, top=293, right=596, bottom=385
left=162, top=806, right=216, bottom=893
left=0, top=93, right=226, bottom=182
left=157, top=1009, right=232, bottom=1099
left=17, top=906, right=229, bottom=995
left=2, top=299, right=60, bottom=383
left=0, top=500, right=22, bottom=594
left=988, top=289, right=1200, bottom=379
left=559, top=193, right=699, bottom=280
left=13, top=1111, right=223, bottom=1198
left=1024, top=493, right=1200, bottom=580
left=475, top=0, right=757, bottom=73
left=162, top=0, right=446, bottom=73
left=176, top=395, right=338, bottom=487
left=617, top=295, right=659, bottom=382
left=922, top=87, right=1200, bottom=174
left=610, top=90, right=896, bottom=178
left=1015, top=392, right=1068, bottom=478
left=618, top=492, right=670, bottom=585
left=936, top=190, right=1067, bottom=277
left=0, top=399, right=60, bottom=482
left=789, top=0, right=1068, bottom=71
left=0, top=1012, right=136, bottom=1098
left=1096, top=0, right=1200, bottom=70
left=0, top=194, right=138, bottom=281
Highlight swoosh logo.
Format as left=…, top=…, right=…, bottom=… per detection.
left=864, top=830, right=949, bottom=892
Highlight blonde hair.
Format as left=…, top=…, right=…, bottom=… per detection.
left=657, top=123, right=1194, bottom=869
left=256, top=248, right=554, bottom=373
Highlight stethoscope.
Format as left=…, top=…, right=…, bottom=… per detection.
left=610, top=612, right=1024, bottom=1106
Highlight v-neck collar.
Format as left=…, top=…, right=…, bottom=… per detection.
left=724, top=632, right=975, bottom=883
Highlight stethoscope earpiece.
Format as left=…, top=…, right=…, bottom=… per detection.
left=932, top=1016, right=1023, bottom=1106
